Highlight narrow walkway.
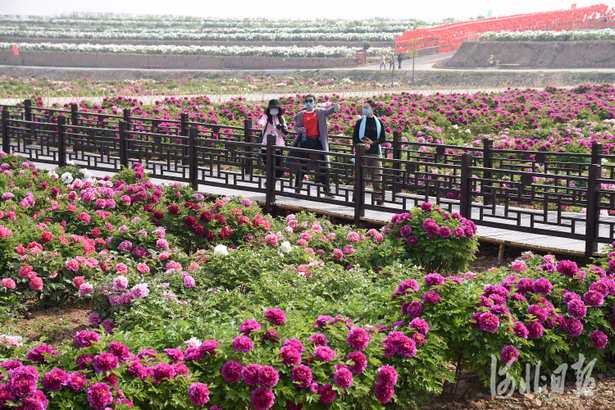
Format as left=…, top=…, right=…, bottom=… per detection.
left=30, top=160, right=610, bottom=258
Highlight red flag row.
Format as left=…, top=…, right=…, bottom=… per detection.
left=396, top=3, right=614, bottom=53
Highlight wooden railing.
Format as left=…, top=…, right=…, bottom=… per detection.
left=1, top=100, right=614, bottom=262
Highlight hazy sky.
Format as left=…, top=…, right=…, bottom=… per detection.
left=1, top=0, right=614, bottom=21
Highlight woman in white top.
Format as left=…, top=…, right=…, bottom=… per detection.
left=256, top=99, right=289, bottom=181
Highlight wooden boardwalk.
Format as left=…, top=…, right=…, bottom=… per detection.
left=32, top=161, right=611, bottom=258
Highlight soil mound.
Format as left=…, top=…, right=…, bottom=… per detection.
left=439, top=40, right=615, bottom=69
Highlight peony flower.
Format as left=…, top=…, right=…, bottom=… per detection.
left=189, top=382, right=210, bottom=406
left=239, top=319, right=261, bottom=336
left=318, top=383, right=337, bottom=403
left=590, top=330, right=608, bottom=349
left=334, top=367, right=353, bottom=390
left=478, top=312, right=499, bottom=333
left=347, top=351, right=368, bottom=374
left=86, top=382, right=113, bottom=410
left=264, top=308, right=286, bottom=326
left=92, top=353, right=119, bottom=373
left=221, top=360, right=242, bottom=383
left=314, top=346, right=336, bottom=362
left=291, top=365, right=313, bottom=388
left=374, top=382, right=395, bottom=403
left=75, top=330, right=100, bottom=347
left=258, top=366, right=280, bottom=388
left=501, top=345, right=519, bottom=364
left=232, top=336, right=254, bottom=352
left=251, top=387, right=275, bottom=410
left=346, top=327, right=370, bottom=350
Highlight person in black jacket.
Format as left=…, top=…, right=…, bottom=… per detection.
left=352, top=99, right=386, bottom=205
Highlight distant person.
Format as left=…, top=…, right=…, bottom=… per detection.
left=389, top=54, right=395, bottom=70
left=398, top=52, right=403, bottom=69
left=291, top=94, right=339, bottom=196
left=379, top=54, right=386, bottom=70
left=256, top=99, right=289, bottom=183
left=488, top=54, right=496, bottom=68
left=352, top=99, right=386, bottom=205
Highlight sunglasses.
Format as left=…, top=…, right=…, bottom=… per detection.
left=305, top=99, right=314, bottom=103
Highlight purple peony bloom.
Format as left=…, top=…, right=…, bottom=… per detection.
left=8, top=366, right=39, bottom=398
left=242, top=364, right=262, bottom=386
left=407, top=235, right=419, bottom=246
left=397, top=337, right=417, bottom=358
left=188, top=382, right=210, bottom=406
left=74, top=330, right=100, bottom=347
left=251, top=387, right=275, bottom=410
left=314, top=346, right=336, bottom=362
left=240, top=319, right=261, bottom=336
left=513, top=321, right=529, bottom=339
left=153, top=362, right=176, bottom=384
left=291, top=365, right=313, bottom=388
left=221, top=360, right=242, bottom=383
left=258, top=366, right=280, bottom=388
left=42, top=368, right=68, bottom=391
left=402, top=301, right=424, bottom=318
left=346, top=327, right=371, bottom=351
left=199, top=340, right=220, bottom=356
left=424, top=273, right=445, bottom=287
left=409, top=318, right=430, bottom=335
left=532, top=278, right=553, bottom=295
left=583, top=290, right=604, bottom=308
left=67, top=372, right=88, bottom=392
left=16, top=390, right=48, bottom=410
left=567, top=299, right=587, bottom=320
left=516, top=278, right=534, bottom=294
left=557, top=260, right=579, bottom=278
left=374, top=382, right=395, bottom=403
left=526, top=305, right=549, bottom=323
left=232, top=336, right=254, bottom=352
left=566, top=317, right=584, bottom=337
left=284, top=338, right=305, bottom=353
left=526, top=321, right=544, bottom=339
left=109, top=341, right=132, bottom=362
left=86, top=382, right=113, bottom=410
left=501, top=346, right=519, bottom=365
left=377, top=365, right=398, bottom=385
left=264, top=308, right=286, bottom=326
left=563, top=291, right=581, bottom=304
left=278, top=346, right=302, bottom=366
left=347, top=351, right=368, bottom=374
left=590, top=330, right=608, bottom=349
left=92, top=353, right=119, bottom=373
left=478, top=312, right=500, bottom=333
left=26, top=344, right=58, bottom=364
left=318, top=383, right=337, bottom=403
left=422, top=290, right=441, bottom=304
left=334, top=367, right=353, bottom=390
left=438, top=226, right=451, bottom=238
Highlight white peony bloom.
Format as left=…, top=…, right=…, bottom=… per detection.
left=81, top=168, right=92, bottom=179
left=48, top=169, right=58, bottom=178
left=184, top=337, right=202, bottom=347
left=60, top=172, right=74, bottom=184
left=213, top=244, right=228, bottom=257
left=280, top=241, right=292, bottom=253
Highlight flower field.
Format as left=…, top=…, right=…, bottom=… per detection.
left=24, top=82, right=615, bottom=157
left=480, top=29, right=615, bottom=42
left=1, top=42, right=392, bottom=59
left=0, top=150, right=614, bottom=409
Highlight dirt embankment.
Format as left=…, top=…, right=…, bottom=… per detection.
left=0, top=50, right=366, bottom=70
left=2, top=64, right=614, bottom=89
left=0, top=36, right=392, bottom=48
left=439, top=40, right=615, bottom=69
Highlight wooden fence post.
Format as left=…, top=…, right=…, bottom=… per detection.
left=71, top=103, right=79, bottom=127
left=1, top=107, right=9, bottom=154
left=123, top=109, right=132, bottom=132
left=591, top=142, right=603, bottom=165
left=119, top=121, right=128, bottom=168
left=189, top=127, right=198, bottom=191
left=180, top=113, right=189, bottom=136
left=392, top=131, right=402, bottom=193
left=460, top=153, right=472, bottom=219
left=265, top=134, right=276, bottom=215
left=57, top=115, right=66, bottom=167
left=24, top=99, right=32, bottom=121
left=354, top=143, right=366, bottom=226
left=585, top=164, right=600, bottom=264
left=483, top=138, right=493, bottom=206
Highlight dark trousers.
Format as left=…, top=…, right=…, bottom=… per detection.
left=261, top=148, right=285, bottom=180
left=293, top=138, right=330, bottom=192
